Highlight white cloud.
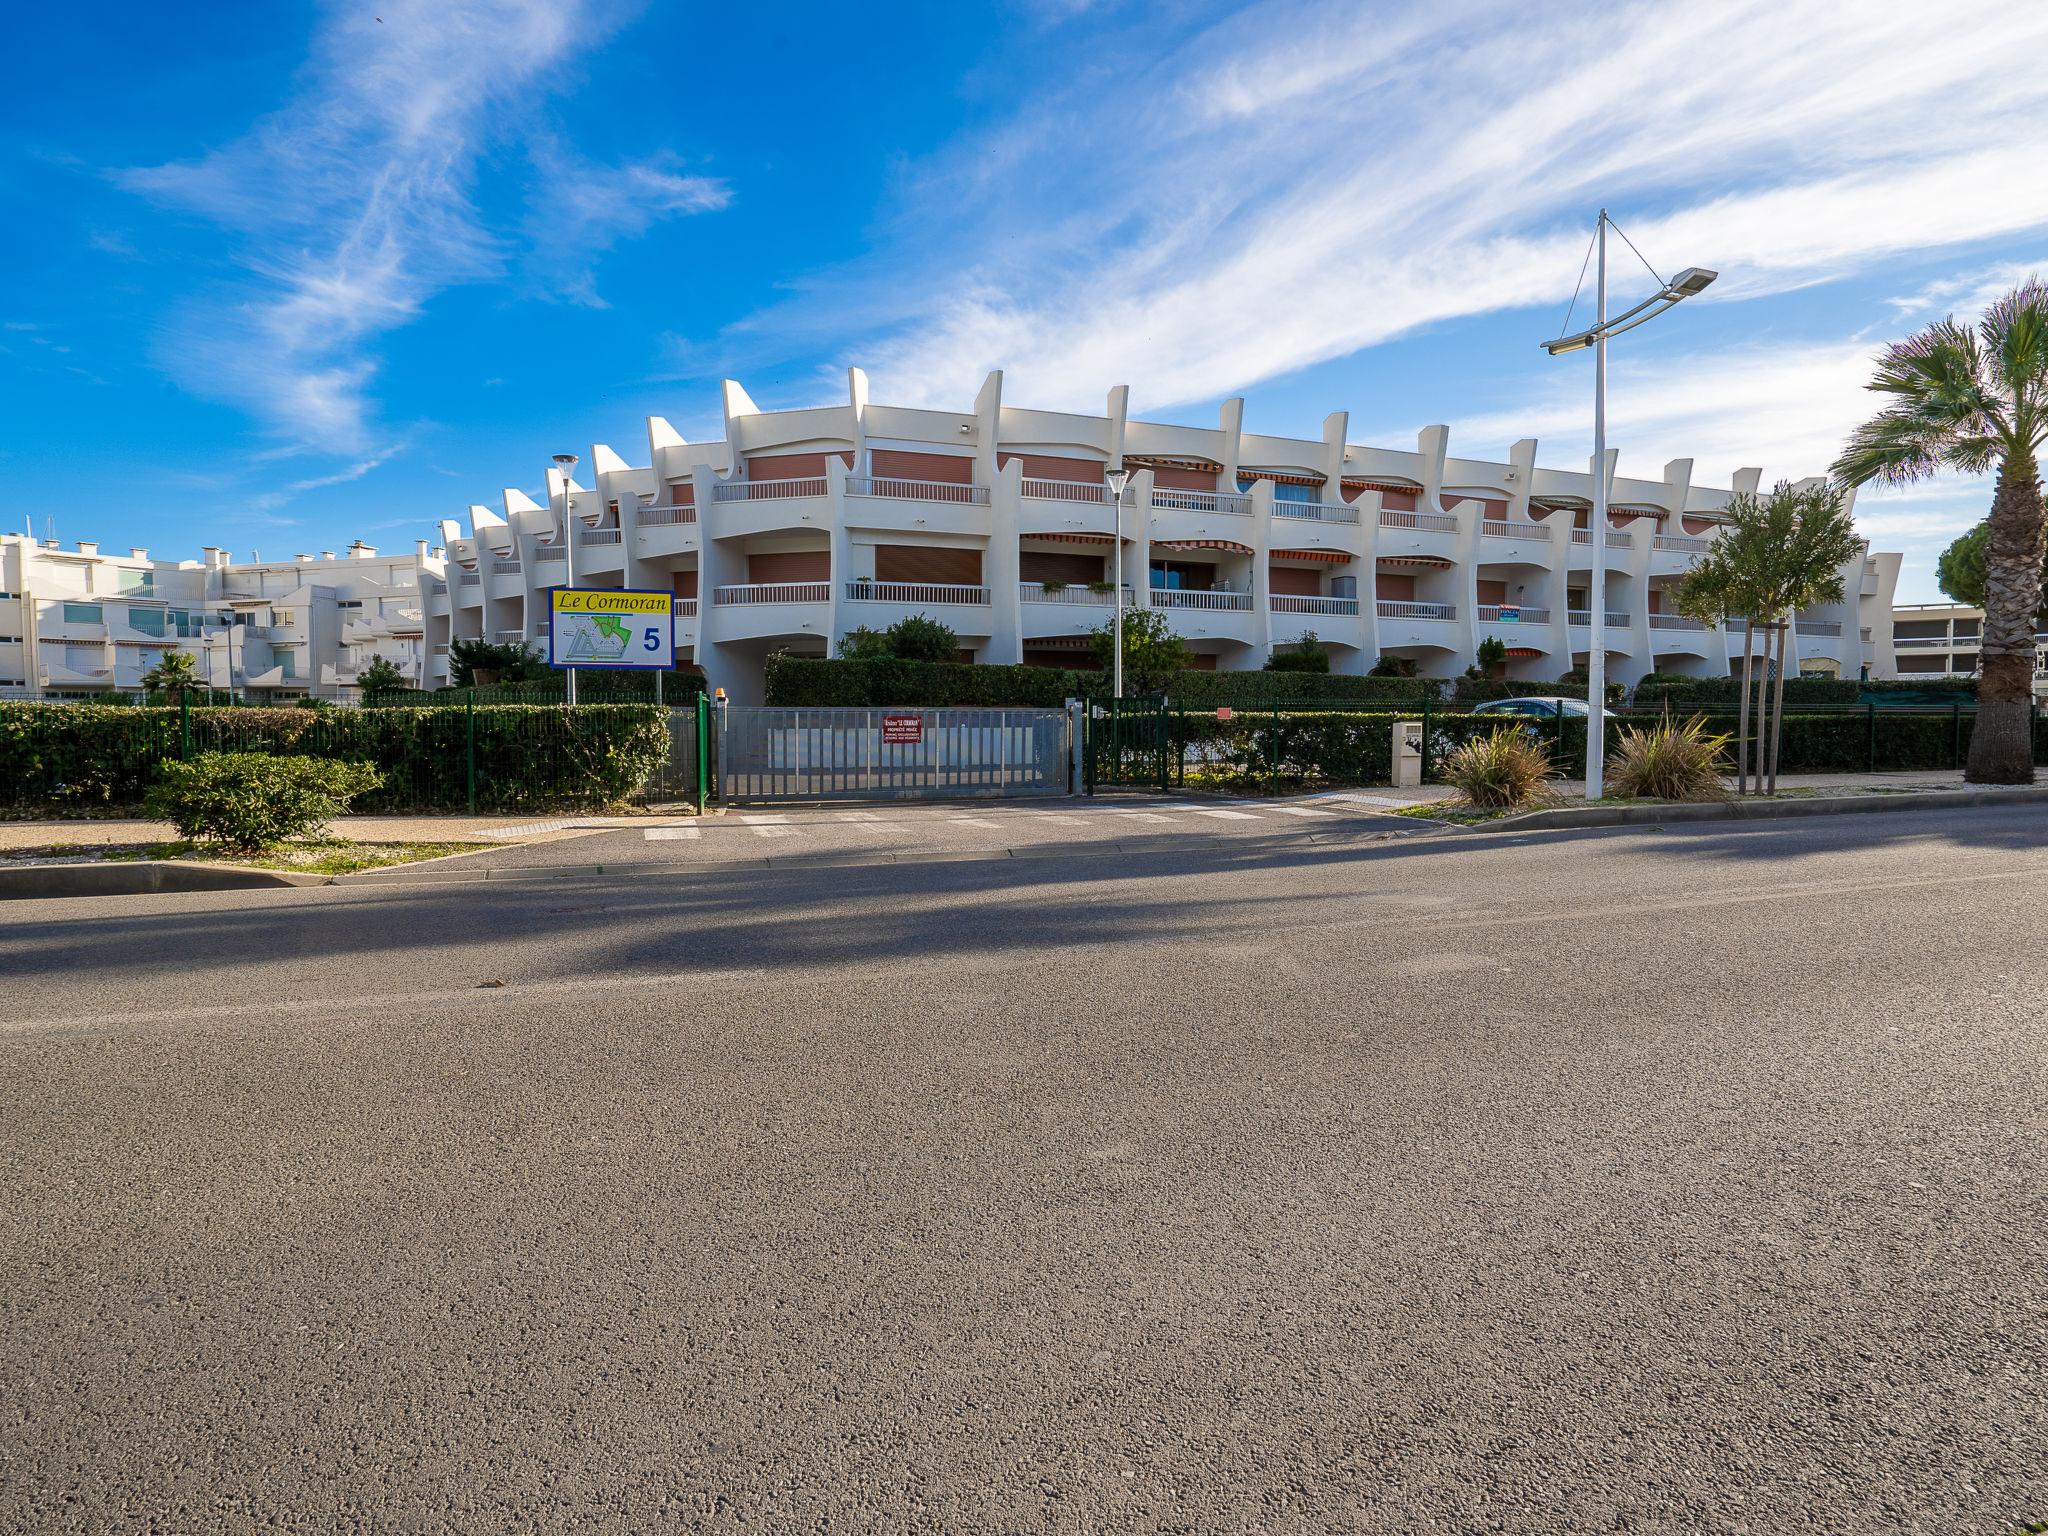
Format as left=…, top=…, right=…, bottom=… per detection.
left=527, top=142, right=732, bottom=307
left=116, top=0, right=723, bottom=452
left=779, top=0, right=2048, bottom=416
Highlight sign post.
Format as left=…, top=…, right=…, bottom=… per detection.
left=547, top=588, right=675, bottom=691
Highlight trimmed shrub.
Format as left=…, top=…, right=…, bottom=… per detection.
left=1632, top=673, right=1860, bottom=708
left=0, top=702, right=669, bottom=814
left=146, top=752, right=381, bottom=850
left=1439, top=726, right=1558, bottom=809
left=1451, top=677, right=1602, bottom=703
left=1607, top=716, right=1732, bottom=800
left=763, top=655, right=1450, bottom=710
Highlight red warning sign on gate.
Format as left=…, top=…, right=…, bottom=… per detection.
left=882, top=714, right=923, bottom=744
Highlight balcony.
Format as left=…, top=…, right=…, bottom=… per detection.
left=1021, top=478, right=1115, bottom=505
left=844, top=581, right=991, bottom=606
left=581, top=529, right=623, bottom=546
left=675, top=598, right=699, bottom=618
left=714, top=477, right=828, bottom=502
left=1272, top=500, right=1359, bottom=525
left=1380, top=510, right=1458, bottom=532
left=638, top=505, right=697, bottom=525
left=1270, top=595, right=1360, bottom=616
left=1151, top=589, right=1252, bottom=611
left=1377, top=600, right=1456, bottom=621
left=532, top=548, right=567, bottom=566
left=1150, top=488, right=1251, bottom=517
left=1797, top=619, right=1843, bottom=637
left=458, top=571, right=481, bottom=586
left=1649, top=614, right=1707, bottom=630
left=1570, top=529, right=1635, bottom=548
left=1653, top=534, right=1709, bottom=553
left=846, top=476, right=990, bottom=506
left=1477, top=606, right=1550, bottom=624
left=1481, top=520, right=1552, bottom=541
left=713, top=582, right=831, bottom=605
left=1894, top=635, right=1960, bottom=649
left=1567, top=611, right=1633, bottom=628
left=491, top=558, right=522, bottom=573
left=1020, top=582, right=1121, bottom=606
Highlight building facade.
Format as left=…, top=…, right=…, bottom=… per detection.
left=1890, top=600, right=2048, bottom=690
left=0, top=536, right=426, bottom=700
left=416, top=371, right=1903, bottom=703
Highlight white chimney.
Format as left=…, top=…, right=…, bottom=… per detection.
left=77, top=541, right=98, bottom=556
left=320, top=550, right=336, bottom=560
left=129, top=548, right=147, bottom=560
left=295, top=553, right=313, bottom=563
left=349, top=540, right=376, bottom=557
left=414, top=539, right=429, bottom=559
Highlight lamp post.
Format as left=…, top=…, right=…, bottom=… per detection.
left=1105, top=466, right=1132, bottom=696
left=553, top=452, right=579, bottom=705
left=1542, top=212, right=1715, bottom=800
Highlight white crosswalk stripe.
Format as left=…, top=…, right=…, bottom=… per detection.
left=837, top=811, right=881, bottom=822
left=1193, top=808, right=1262, bottom=820
left=1111, top=810, right=1172, bottom=823
left=750, top=824, right=796, bottom=839
left=948, top=816, right=999, bottom=828
left=643, top=826, right=700, bottom=841
left=740, top=813, right=791, bottom=825
left=1267, top=805, right=1336, bottom=818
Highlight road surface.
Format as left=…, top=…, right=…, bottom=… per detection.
left=3, top=802, right=2045, bottom=1532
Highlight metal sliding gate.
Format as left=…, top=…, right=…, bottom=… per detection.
left=718, top=706, right=1072, bottom=803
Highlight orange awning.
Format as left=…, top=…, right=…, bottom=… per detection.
left=1155, top=539, right=1253, bottom=556
left=1270, top=548, right=1353, bottom=564
left=1376, top=555, right=1455, bottom=569
left=1024, top=531, right=1114, bottom=545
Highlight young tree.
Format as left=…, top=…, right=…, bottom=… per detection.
left=1090, top=607, right=1191, bottom=693
left=141, top=649, right=200, bottom=703
left=882, top=615, right=959, bottom=663
left=448, top=639, right=546, bottom=687
left=356, top=655, right=409, bottom=696
left=1265, top=632, right=1331, bottom=673
left=1835, top=281, right=2048, bottom=783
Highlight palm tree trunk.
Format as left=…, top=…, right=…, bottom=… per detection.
left=1768, top=616, right=1790, bottom=794
left=1736, top=618, right=1756, bottom=794
left=1967, top=453, right=2046, bottom=784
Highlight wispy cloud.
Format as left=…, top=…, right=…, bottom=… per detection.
left=528, top=142, right=731, bottom=307
left=115, top=0, right=723, bottom=453
left=250, top=444, right=407, bottom=512
left=764, top=0, right=2048, bottom=415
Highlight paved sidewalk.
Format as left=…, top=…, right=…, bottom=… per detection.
left=1336, top=768, right=2002, bottom=808
left=0, top=813, right=660, bottom=852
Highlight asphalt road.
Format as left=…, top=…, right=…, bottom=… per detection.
left=4, top=803, right=2046, bottom=1533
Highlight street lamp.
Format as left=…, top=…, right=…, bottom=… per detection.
left=553, top=452, right=579, bottom=705
left=1540, top=212, right=1714, bottom=800
left=1104, top=465, right=1132, bottom=696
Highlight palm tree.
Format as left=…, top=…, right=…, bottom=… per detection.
left=1835, top=281, right=2048, bottom=783
left=141, top=648, right=200, bottom=703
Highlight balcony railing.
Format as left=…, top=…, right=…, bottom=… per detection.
left=1482, top=520, right=1551, bottom=541
left=1649, top=614, right=1707, bottom=630
left=581, top=529, right=623, bottom=546
left=1570, top=529, right=1635, bottom=548
left=846, top=476, right=990, bottom=506
left=845, top=581, right=991, bottom=606
left=1893, top=636, right=1961, bottom=649
left=1797, top=619, right=1843, bottom=637
left=1270, top=595, right=1360, bottom=615
left=533, top=548, right=566, bottom=564
left=712, top=582, right=831, bottom=605
left=1567, top=611, right=1633, bottom=627
left=1272, top=501, right=1360, bottom=524
left=1152, top=488, right=1252, bottom=516
left=675, top=598, right=699, bottom=618
left=491, top=558, right=522, bottom=573
left=1380, top=510, right=1459, bottom=532
left=1477, top=605, right=1551, bottom=623
left=1020, top=582, right=1122, bottom=606
left=1377, top=600, right=1456, bottom=620
left=638, top=505, right=697, bottom=525
left=1021, top=478, right=1113, bottom=505
left=714, top=477, right=828, bottom=502
left=1151, top=588, right=1253, bottom=611
left=1654, top=534, right=1709, bottom=553
left=457, top=572, right=481, bottom=586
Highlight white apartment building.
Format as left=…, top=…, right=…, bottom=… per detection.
left=416, top=370, right=1903, bottom=703
left=0, top=536, right=426, bottom=701
left=1890, top=600, right=2048, bottom=690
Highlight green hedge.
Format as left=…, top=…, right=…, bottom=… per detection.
left=368, top=671, right=707, bottom=708
left=1631, top=673, right=1862, bottom=708
left=763, top=654, right=1458, bottom=709
left=1451, top=677, right=1599, bottom=703
left=0, top=703, right=669, bottom=814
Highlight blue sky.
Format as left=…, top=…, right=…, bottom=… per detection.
left=6, top=0, right=2047, bottom=601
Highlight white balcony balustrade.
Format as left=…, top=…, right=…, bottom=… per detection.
left=1477, top=605, right=1551, bottom=623
left=1571, top=529, right=1635, bottom=548
left=1797, top=619, right=1844, bottom=636
left=457, top=572, right=481, bottom=586
left=1377, top=600, right=1456, bottom=620
left=1654, top=534, right=1709, bottom=553
left=844, top=581, right=991, bottom=606
left=712, top=582, right=831, bottom=605
left=581, top=529, right=623, bottom=546
left=638, top=505, right=697, bottom=525
left=1151, top=588, right=1253, bottom=611
left=714, top=477, right=828, bottom=502
left=1272, top=501, right=1359, bottom=524
left=1151, top=488, right=1251, bottom=516
left=675, top=598, right=699, bottom=618
left=1649, top=614, right=1707, bottom=630
left=1482, top=520, right=1551, bottom=540
left=846, top=476, right=990, bottom=506
left=532, top=548, right=566, bottom=564
left=1566, top=611, right=1633, bottom=628
left=1270, top=595, right=1361, bottom=615
left=1021, top=478, right=1114, bottom=505
left=1020, top=582, right=1123, bottom=606
left=491, top=558, right=522, bottom=573
left=1380, top=510, right=1459, bottom=532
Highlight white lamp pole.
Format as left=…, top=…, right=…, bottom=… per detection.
left=1542, top=213, right=1716, bottom=801
left=553, top=452, right=579, bottom=705
left=1105, top=466, right=1132, bottom=696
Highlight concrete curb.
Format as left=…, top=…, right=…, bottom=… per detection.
left=1474, top=785, right=2048, bottom=834
left=0, top=859, right=325, bottom=901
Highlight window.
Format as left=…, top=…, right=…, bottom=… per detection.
left=278, top=651, right=296, bottom=679
left=62, top=603, right=103, bottom=625
left=127, top=608, right=166, bottom=637
left=1237, top=477, right=1318, bottom=503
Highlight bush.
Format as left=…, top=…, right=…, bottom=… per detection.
left=1437, top=726, right=1558, bottom=809
left=145, top=752, right=381, bottom=850
left=0, top=702, right=670, bottom=814
left=1264, top=633, right=1331, bottom=673
left=1632, top=673, right=1859, bottom=708
left=1451, top=676, right=1600, bottom=703
left=1607, top=716, right=1731, bottom=800
left=762, top=655, right=1453, bottom=710
left=449, top=638, right=549, bottom=687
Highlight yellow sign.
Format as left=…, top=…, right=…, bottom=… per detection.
left=547, top=587, right=675, bottom=669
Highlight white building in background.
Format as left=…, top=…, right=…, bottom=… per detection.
left=1890, top=600, right=2048, bottom=690
left=0, top=536, right=425, bottom=700
left=416, top=371, right=1905, bottom=702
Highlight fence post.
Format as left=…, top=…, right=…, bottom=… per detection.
left=179, top=691, right=193, bottom=760
left=465, top=688, right=477, bottom=815
left=1866, top=700, right=1877, bottom=773
left=694, top=691, right=710, bottom=813
left=1952, top=700, right=1962, bottom=770
left=1159, top=697, right=1171, bottom=792
left=1268, top=706, right=1280, bottom=796
left=1420, top=691, right=1431, bottom=784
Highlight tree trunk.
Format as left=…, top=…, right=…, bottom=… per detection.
left=1768, top=617, right=1790, bottom=794
left=1736, top=619, right=1756, bottom=794
left=1967, top=453, right=2045, bottom=784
